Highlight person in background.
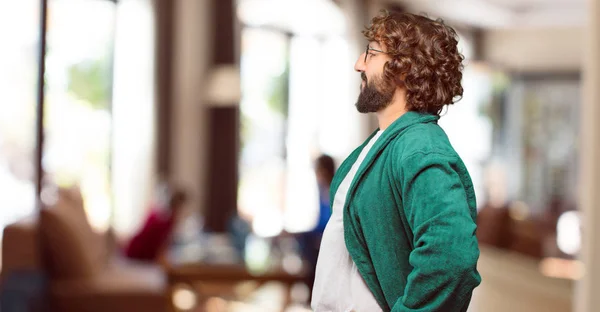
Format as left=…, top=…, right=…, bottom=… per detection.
left=123, top=187, right=188, bottom=262
left=314, top=154, right=335, bottom=233
left=298, top=154, right=336, bottom=300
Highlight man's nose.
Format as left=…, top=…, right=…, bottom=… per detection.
left=354, top=53, right=366, bottom=72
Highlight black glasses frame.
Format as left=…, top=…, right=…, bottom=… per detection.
left=365, top=44, right=387, bottom=62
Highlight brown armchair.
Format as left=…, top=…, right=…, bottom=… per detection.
left=1, top=188, right=169, bottom=312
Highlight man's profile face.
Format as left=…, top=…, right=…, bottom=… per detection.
left=354, top=41, right=395, bottom=113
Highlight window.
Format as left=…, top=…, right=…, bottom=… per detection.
left=43, top=0, right=117, bottom=231
left=238, top=28, right=289, bottom=237
left=237, top=0, right=356, bottom=236
left=0, top=0, right=40, bottom=232
left=0, top=0, right=121, bottom=237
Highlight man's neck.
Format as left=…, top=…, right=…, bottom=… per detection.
left=376, top=90, right=407, bottom=130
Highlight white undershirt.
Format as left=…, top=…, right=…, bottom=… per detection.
left=311, top=130, right=384, bottom=312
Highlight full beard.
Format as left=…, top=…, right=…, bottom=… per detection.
left=355, top=72, right=395, bottom=113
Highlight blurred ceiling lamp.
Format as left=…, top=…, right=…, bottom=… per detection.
left=237, top=0, right=346, bottom=36
left=557, top=210, right=582, bottom=256
left=205, top=65, right=241, bottom=106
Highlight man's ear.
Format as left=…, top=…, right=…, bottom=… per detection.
left=392, top=72, right=407, bottom=89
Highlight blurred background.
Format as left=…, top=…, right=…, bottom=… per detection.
left=0, top=0, right=596, bottom=311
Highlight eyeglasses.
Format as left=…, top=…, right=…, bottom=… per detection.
left=365, top=44, right=388, bottom=63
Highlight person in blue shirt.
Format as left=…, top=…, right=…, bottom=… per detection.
left=313, top=154, right=335, bottom=233
left=299, top=154, right=336, bottom=298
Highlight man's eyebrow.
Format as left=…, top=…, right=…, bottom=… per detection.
left=368, top=42, right=383, bottom=50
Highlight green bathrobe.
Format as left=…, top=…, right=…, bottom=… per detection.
left=333, top=111, right=481, bottom=312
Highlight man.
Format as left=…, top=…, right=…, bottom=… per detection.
left=311, top=10, right=481, bottom=312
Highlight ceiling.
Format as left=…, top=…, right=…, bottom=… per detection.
left=397, top=0, right=587, bottom=29
left=238, top=0, right=347, bottom=36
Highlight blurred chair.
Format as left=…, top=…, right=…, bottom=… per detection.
left=1, top=215, right=47, bottom=312
left=1, top=188, right=168, bottom=312
left=476, top=203, right=512, bottom=249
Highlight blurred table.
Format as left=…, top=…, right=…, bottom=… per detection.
left=165, top=234, right=307, bottom=312
left=169, top=262, right=306, bottom=284
left=167, top=262, right=307, bottom=312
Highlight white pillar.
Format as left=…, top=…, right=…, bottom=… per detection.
left=576, top=0, right=600, bottom=311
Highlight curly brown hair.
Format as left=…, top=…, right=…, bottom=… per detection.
left=363, top=10, right=464, bottom=115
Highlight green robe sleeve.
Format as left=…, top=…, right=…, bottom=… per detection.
left=392, top=152, right=481, bottom=312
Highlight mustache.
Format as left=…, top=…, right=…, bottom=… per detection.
left=361, top=72, right=367, bottom=83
